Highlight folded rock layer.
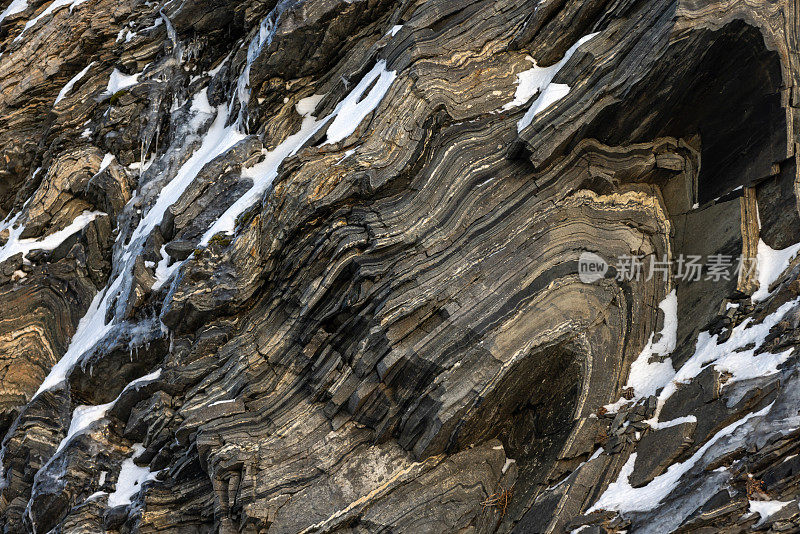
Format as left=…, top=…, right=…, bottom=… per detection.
left=0, top=0, right=798, bottom=532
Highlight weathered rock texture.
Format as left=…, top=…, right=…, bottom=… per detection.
left=0, top=0, right=798, bottom=532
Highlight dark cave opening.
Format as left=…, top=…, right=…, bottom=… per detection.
left=586, top=20, right=785, bottom=205
left=446, top=343, right=584, bottom=532
left=572, top=20, right=788, bottom=369
left=454, top=343, right=582, bottom=473
left=664, top=21, right=785, bottom=204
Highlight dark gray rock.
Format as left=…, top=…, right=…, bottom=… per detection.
left=0, top=0, right=799, bottom=532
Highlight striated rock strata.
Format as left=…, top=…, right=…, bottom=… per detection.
left=0, top=0, right=798, bottom=532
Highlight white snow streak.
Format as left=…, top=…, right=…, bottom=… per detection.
left=752, top=238, right=800, bottom=302
left=324, top=60, right=396, bottom=144
left=201, top=60, right=397, bottom=243
left=35, top=275, right=121, bottom=395
left=126, top=102, right=245, bottom=254
left=625, top=290, right=678, bottom=397
left=54, top=62, right=94, bottom=105
left=0, top=0, right=28, bottom=25
left=15, top=0, right=89, bottom=41
left=589, top=403, right=773, bottom=513
left=0, top=210, right=103, bottom=264
left=199, top=94, right=324, bottom=244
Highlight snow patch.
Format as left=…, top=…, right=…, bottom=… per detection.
left=650, top=298, right=798, bottom=422
left=625, top=290, right=678, bottom=396
left=51, top=369, right=161, bottom=456
left=0, top=0, right=27, bottom=25
left=324, top=60, right=397, bottom=145
left=151, top=245, right=177, bottom=291
left=502, top=458, right=516, bottom=474
left=200, top=62, right=397, bottom=243
left=35, top=276, right=120, bottom=395
left=97, top=153, right=114, bottom=174
left=336, top=147, right=357, bottom=165
left=752, top=238, right=800, bottom=302
left=296, top=93, right=324, bottom=116
left=749, top=499, right=793, bottom=528
left=208, top=51, right=231, bottom=76
left=605, top=290, right=678, bottom=411
left=85, top=491, right=106, bottom=502
left=56, top=402, right=115, bottom=455
left=507, top=32, right=599, bottom=132
left=35, top=89, right=241, bottom=400
left=107, top=444, right=158, bottom=508
left=190, top=87, right=215, bottom=115
left=106, top=68, right=140, bottom=94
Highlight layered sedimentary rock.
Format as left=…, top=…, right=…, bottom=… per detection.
left=0, top=0, right=798, bottom=532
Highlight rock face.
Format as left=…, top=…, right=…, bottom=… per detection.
left=0, top=0, right=798, bottom=532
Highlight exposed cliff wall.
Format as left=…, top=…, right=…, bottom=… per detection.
left=0, top=0, right=798, bottom=532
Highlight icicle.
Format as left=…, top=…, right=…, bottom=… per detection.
left=159, top=10, right=182, bottom=61
left=153, top=123, right=161, bottom=159
left=231, top=5, right=281, bottom=130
